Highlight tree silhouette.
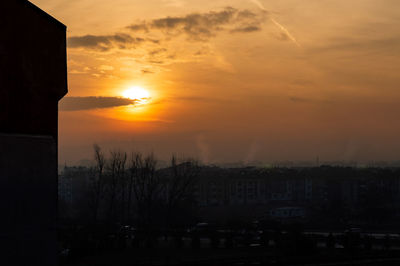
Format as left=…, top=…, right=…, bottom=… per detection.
left=90, top=144, right=106, bottom=224
left=164, top=155, right=200, bottom=229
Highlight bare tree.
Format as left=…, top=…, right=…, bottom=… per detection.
left=131, top=153, right=162, bottom=228
left=126, top=152, right=141, bottom=224
left=90, top=144, right=106, bottom=223
left=164, top=155, right=200, bottom=229
left=106, top=150, right=127, bottom=224
left=117, top=151, right=127, bottom=223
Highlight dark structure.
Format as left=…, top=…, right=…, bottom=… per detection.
left=0, top=0, right=67, bottom=265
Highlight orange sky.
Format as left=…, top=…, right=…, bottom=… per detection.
left=32, top=0, right=400, bottom=165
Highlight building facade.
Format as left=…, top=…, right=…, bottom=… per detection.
left=0, top=1, right=67, bottom=265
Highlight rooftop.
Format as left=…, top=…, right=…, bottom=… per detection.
left=16, top=0, right=66, bottom=29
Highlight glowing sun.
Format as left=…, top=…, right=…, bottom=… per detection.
left=122, top=86, right=151, bottom=104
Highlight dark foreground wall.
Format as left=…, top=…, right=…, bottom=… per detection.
left=0, top=135, right=57, bottom=265
left=0, top=0, right=67, bottom=139
left=0, top=1, right=67, bottom=265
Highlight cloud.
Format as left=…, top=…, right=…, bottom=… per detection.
left=98, top=65, right=114, bottom=71
left=141, top=69, right=155, bottom=74
left=127, top=7, right=267, bottom=40
left=68, top=7, right=267, bottom=52
left=148, top=48, right=168, bottom=56
left=273, top=32, right=290, bottom=41
left=68, top=34, right=145, bottom=51
left=312, top=36, right=400, bottom=55
left=270, top=18, right=300, bottom=47
left=248, top=0, right=300, bottom=46
left=59, top=97, right=136, bottom=111
left=126, top=23, right=149, bottom=32
left=249, top=0, right=267, bottom=11
left=231, top=25, right=261, bottom=33
left=150, top=8, right=236, bottom=39
left=67, top=7, right=268, bottom=70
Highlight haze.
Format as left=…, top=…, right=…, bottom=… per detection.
left=31, top=0, right=400, bottom=165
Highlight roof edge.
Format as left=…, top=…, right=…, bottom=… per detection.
left=24, top=0, right=66, bottom=29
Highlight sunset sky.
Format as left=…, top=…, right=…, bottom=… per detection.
left=31, top=0, right=400, bottom=165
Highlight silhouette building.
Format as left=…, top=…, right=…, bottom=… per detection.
left=0, top=0, right=67, bottom=265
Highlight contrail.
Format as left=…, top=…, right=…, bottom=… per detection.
left=249, top=0, right=266, bottom=10
left=270, top=18, right=300, bottom=47
left=249, top=0, right=300, bottom=47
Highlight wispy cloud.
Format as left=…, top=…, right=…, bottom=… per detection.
left=249, top=0, right=300, bottom=46
left=141, top=69, right=155, bottom=74
left=249, top=0, right=266, bottom=11
left=162, top=0, right=184, bottom=7
left=312, top=36, right=400, bottom=55
left=67, top=7, right=267, bottom=51
left=270, top=18, right=300, bottom=47
left=127, top=7, right=267, bottom=40
left=59, top=97, right=137, bottom=111
left=171, top=95, right=230, bottom=103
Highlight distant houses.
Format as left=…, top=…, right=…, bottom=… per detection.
left=59, top=165, right=400, bottom=227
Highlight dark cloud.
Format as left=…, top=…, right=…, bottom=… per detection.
left=237, top=9, right=261, bottom=19
left=231, top=25, right=261, bottom=33
left=59, top=97, right=136, bottom=111
left=128, top=7, right=267, bottom=40
left=148, top=48, right=167, bottom=56
left=68, top=7, right=267, bottom=51
left=127, top=23, right=149, bottom=32
left=68, top=34, right=144, bottom=51
left=141, top=69, right=155, bottom=74
left=150, top=7, right=236, bottom=39
left=147, top=38, right=161, bottom=44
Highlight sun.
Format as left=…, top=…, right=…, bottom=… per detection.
left=122, top=86, right=151, bottom=104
